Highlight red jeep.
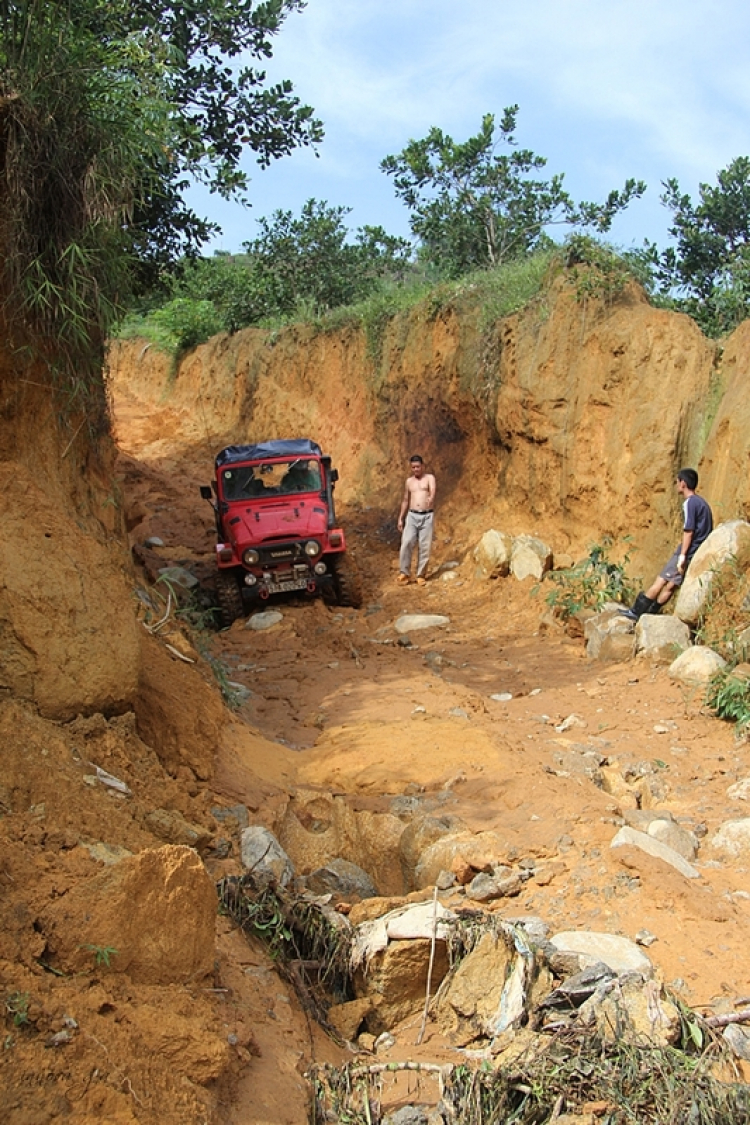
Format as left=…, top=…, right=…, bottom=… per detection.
left=200, top=438, right=362, bottom=625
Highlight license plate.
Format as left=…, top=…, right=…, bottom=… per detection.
left=272, top=578, right=309, bottom=593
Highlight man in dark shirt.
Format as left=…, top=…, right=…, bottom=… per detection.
left=621, top=467, right=713, bottom=621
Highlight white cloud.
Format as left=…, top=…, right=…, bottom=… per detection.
left=198, top=0, right=750, bottom=249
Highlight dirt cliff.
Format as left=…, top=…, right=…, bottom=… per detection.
left=3, top=274, right=750, bottom=1123
left=110, top=276, right=750, bottom=577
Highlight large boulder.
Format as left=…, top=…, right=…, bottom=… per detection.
left=675, top=521, right=750, bottom=627
left=584, top=608, right=635, bottom=661
left=510, top=535, right=553, bottom=581
left=634, top=614, right=692, bottom=663
left=39, top=845, right=216, bottom=983
left=473, top=529, right=512, bottom=578
left=240, top=826, right=294, bottom=888
left=669, top=646, right=726, bottom=685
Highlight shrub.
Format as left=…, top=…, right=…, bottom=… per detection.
left=542, top=537, right=637, bottom=620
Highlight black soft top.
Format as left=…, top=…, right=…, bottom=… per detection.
left=215, top=438, right=322, bottom=468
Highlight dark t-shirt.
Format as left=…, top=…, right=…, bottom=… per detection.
left=683, top=494, right=713, bottom=561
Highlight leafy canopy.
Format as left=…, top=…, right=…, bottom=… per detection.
left=643, top=157, right=750, bottom=336
left=0, top=0, right=321, bottom=416
left=381, top=107, right=645, bottom=279
left=242, top=199, right=412, bottom=316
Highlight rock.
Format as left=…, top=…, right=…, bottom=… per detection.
left=144, top=536, right=165, bottom=548
left=490, top=692, right=513, bottom=702
left=727, top=778, right=750, bottom=802
left=467, top=871, right=522, bottom=902
left=382, top=1109, right=428, bottom=1125
left=327, top=997, right=373, bottom=1041
left=93, top=766, right=131, bottom=795
left=246, top=610, right=283, bottom=630
left=584, top=609, right=636, bottom=662
left=306, top=858, right=378, bottom=901
left=144, top=808, right=213, bottom=854
left=239, top=826, right=294, bottom=888
left=436, top=929, right=515, bottom=1043
left=226, top=681, right=251, bottom=702
left=157, top=565, right=198, bottom=589
left=539, top=963, right=615, bottom=1009
left=596, top=765, right=639, bottom=808
left=610, top=825, right=700, bottom=879
left=211, top=804, right=250, bottom=831
left=646, top=819, right=698, bottom=861
left=473, top=529, right=512, bottom=579
left=414, top=830, right=508, bottom=890
left=503, top=916, right=549, bottom=943
left=710, top=818, right=750, bottom=859
left=510, top=534, right=553, bottom=581
left=79, top=841, right=133, bottom=866
left=394, top=614, right=450, bottom=634
left=634, top=615, right=692, bottom=663
left=578, top=975, right=680, bottom=1046
left=39, top=845, right=216, bottom=983
left=278, top=790, right=405, bottom=898
left=669, top=646, right=727, bottom=685
left=724, top=1023, right=750, bottom=1061
left=675, top=521, right=750, bottom=627
left=398, top=813, right=467, bottom=890
left=549, top=931, right=653, bottom=977
left=353, top=938, right=450, bottom=1034
left=555, top=713, right=586, bottom=732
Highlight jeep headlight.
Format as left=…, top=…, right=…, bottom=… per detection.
left=243, top=548, right=260, bottom=566
left=304, top=540, right=321, bottom=557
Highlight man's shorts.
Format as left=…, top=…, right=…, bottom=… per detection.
left=659, top=549, right=686, bottom=586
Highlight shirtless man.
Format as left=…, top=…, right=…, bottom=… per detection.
left=397, top=454, right=436, bottom=586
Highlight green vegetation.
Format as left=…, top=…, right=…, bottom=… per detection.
left=541, top=537, right=638, bottom=620
left=0, top=0, right=320, bottom=423
left=4, top=992, right=29, bottom=1027
left=81, top=943, right=118, bottom=968
left=312, top=1034, right=750, bottom=1124
left=706, top=668, right=750, bottom=735
left=5, top=0, right=749, bottom=435
left=381, top=107, right=645, bottom=279
left=641, top=157, right=750, bottom=337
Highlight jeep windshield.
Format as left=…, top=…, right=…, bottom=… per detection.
left=220, top=459, right=322, bottom=501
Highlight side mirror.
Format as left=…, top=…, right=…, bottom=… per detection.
left=200, top=485, right=212, bottom=500
left=329, top=468, right=339, bottom=483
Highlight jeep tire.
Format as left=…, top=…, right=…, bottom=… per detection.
left=331, top=553, right=363, bottom=608
left=216, top=571, right=244, bottom=627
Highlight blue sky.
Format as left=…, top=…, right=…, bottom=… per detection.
left=188, top=0, right=750, bottom=256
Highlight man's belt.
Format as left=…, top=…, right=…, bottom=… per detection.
left=409, top=509, right=433, bottom=514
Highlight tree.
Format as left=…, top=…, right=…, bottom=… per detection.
left=643, top=158, right=750, bottom=335
left=122, top=0, right=324, bottom=282
left=381, top=107, right=645, bottom=279
left=0, top=0, right=321, bottom=420
left=242, top=199, right=412, bottom=314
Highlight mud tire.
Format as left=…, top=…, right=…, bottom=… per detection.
left=331, top=552, right=363, bottom=608
left=216, top=571, right=244, bottom=627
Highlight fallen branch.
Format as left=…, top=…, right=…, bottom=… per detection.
left=704, top=1008, right=750, bottom=1028
left=416, top=885, right=439, bottom=1046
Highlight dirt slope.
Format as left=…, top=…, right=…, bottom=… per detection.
left=3, top=280, right=750, bottom=1123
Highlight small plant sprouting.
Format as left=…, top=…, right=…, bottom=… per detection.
left=540, top=536, right=638, bottom=621
left=5, top=992, right=30, bottom=1027
left=81, top=944, right=119, bottom=968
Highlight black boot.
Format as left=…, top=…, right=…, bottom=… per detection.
left=619, top=592, right=657, bottom=621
